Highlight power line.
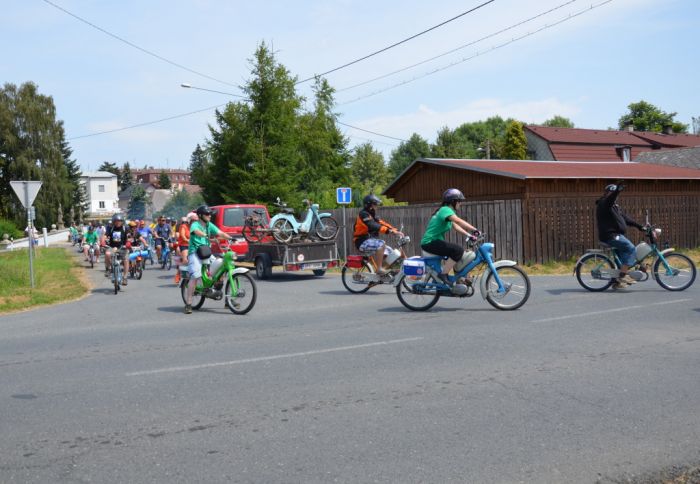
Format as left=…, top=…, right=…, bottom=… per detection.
left=41, top=0, right=239, bottom=89
left=337, top=121, right=407, bottom=142
left=337, top=0, right=579, bottom=93
left=296, top=0, right=497, bottom=84
left=346, top=134, right=400, bottom=147
left=68, top=104, right=226, bottom=140
left=339, top=0, right=613, bottom=106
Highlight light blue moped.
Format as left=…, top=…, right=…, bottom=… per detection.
left=269, top=198, right=339, bottom=243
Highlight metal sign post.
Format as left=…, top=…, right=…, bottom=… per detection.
left=10, top=181, right=42, bottom=288
left=336, top=187, right=352, bottom=261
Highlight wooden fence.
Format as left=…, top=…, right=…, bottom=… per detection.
left=328, top=195, right=700, bottom=264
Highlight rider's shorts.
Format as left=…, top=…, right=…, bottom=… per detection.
left=606, top=234, right=636, bottom=266
left=154, top=238, right=167, bottom=248
left=359, top=238, right=385, bottom=253
left=188, top=253, right=203, bottom=279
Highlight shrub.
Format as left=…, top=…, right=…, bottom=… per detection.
left=0, top=219, right=23, bottom=239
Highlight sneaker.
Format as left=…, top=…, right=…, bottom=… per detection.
left=619, top=274, right=636, bottom=285
left=612, top=280, right=629, bottom=290
left=184, top=304, right=192, bottom=314
left=121, top=279, right=127, bottom=286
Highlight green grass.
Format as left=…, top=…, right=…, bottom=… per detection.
left=0, top=248, right=88, bottom=313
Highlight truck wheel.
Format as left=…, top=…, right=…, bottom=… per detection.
left=312, top=269, right=326, bottom=277
left=255, top=254, right=272, bottom=280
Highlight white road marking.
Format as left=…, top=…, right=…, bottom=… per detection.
left=126, top=337, right=424, bottom=377
left=531, top=299, right=693, bottom=323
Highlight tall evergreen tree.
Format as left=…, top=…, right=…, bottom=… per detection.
left=388, top=133, right=431, bottom=179
left=188, top=144, right=207, bottom=186
left=127, top=185, right=149, bottom=220
left=207, top=42, right=304, bottom=206
left=0, top=82, right=73, bottom=228
left=98, top=161, right=121, bottom=176
left=120, top=162, right=133, bottom=192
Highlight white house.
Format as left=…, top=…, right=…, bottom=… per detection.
left=80, top=171, right=121, bottom=219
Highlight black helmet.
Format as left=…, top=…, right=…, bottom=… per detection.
left=195, top=205, right=212, bottom=216
left=442, top=188, right=466, bottom=203
left=363, top=194, right=382, bottom=208
left=112, top=213, right=124, bottom=222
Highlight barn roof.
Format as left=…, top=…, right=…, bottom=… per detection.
left=525, top=126, right=654, bottom=146
left=384, top=159, right=700, bottom=197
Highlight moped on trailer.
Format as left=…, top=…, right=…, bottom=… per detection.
left=269, top=198, right=339, bottom=243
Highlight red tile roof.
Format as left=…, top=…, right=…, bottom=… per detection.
left=421, top=159, right=700, bottom=180
left=526, top=125, right=700, bottom=148
left=630, top=132, right=700, bottom=148
left=549, top=145, right=649, bottom=162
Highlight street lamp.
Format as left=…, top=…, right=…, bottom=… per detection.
left=180, top=83, right=247, bottom=98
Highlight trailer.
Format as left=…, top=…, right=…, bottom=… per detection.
left=244, top=240, right=339, bottom=279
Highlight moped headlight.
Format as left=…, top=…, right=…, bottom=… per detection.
left=654, top=228, right=662, bottom=236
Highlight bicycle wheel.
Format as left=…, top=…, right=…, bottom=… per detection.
left=90, top=251, right=94, bottom=269
left=485, top=265, right=531, bottom=310
left=314, top=216, right=339, bottom=241
left=272, top=219, right=294, bottom=244
left=242, top=223, right=265, bottom=243
left=180, top=278, right=205, bottom=309
left=225, top=273, right=257, bottom=314
left=341, top=261, right=373, bottom=294
left=113, top=266, right=120, bottom=294
left=653, top=253, right=696, bottom=291
left=136, top=265, right=143, bottom=280
left=396, top=274, right=440, bottom=311
left=575, top=253, right=616, bottom=292
left=166, top=253, right=172, bottom=270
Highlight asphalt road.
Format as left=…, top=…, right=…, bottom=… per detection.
left=1, top=252, right=699, bottom=483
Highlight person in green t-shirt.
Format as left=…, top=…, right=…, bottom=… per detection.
left=184, top=205, right=232, bottom=314
left=82, top=225, right=100, bottom=262
left=420, top=188, right=480, bottom=286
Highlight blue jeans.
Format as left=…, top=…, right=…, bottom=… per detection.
left=607, top=234, right=636, bottom=266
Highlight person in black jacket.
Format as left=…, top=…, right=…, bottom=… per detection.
left=595, top=182, right=645, bottom=289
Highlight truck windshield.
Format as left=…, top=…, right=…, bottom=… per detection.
left=223, top=208, right=268, bottom=227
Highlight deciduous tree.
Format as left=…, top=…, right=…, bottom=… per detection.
left=618, top=100, right=688, bottom=133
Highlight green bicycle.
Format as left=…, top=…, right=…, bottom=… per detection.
left=180, top=242, right=257, bottom=314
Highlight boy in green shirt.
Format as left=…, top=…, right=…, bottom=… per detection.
left=82, top=225, right=100, bottom=262
left=184, top=205, right=232, bottom=314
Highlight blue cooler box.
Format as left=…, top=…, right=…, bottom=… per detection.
left=402, top=258, right=425, bottom=276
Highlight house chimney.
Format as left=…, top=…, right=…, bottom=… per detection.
left=625, top=124, right=634, bottom=132
left=662, top=125, right=673, bottom=135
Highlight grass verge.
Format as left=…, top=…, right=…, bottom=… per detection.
left=0, top=247, right=89, bottom=314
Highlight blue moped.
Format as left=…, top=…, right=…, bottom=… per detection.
left=269, top=198, right=339, bottom=243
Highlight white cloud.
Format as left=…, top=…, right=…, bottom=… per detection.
left=353, top=97, right=582, bottom=142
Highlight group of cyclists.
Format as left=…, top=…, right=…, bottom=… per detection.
left=72, top=213, right=205, bottom=288
left=354, top=182, right=644, bottom=291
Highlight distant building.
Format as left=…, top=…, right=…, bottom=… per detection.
left=132, top=168, right=191, bottom=190
left=118, top=183, right=156, bottom=218
left=636, top=146, right=700, bottom=170
left=525, top=126, right=700, bottom=162
left=80, top=171, right=121, bottom=219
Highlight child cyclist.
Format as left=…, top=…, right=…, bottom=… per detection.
left=420, top=188, right=480, bottom=287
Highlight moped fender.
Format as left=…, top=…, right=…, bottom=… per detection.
left=659, top=248, right=675, bottom=256
left=318, top=212, right=332, bottom=218
left=231, top=267, right=250, bottom=275
left=479, top=259, right=517, bottom=300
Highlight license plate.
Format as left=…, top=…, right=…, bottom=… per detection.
left=302, top=263, right=324, bottom=270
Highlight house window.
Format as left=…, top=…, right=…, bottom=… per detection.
left=98, top=184, right=105, bottom=192
left=99, top=201, right=105, bottom=209
left=622, top=147, right=631, bottom=162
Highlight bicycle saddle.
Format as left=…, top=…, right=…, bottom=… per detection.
left=421, top=250, right=448, bottom=260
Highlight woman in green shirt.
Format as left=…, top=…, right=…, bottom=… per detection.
left=420, top=188, right=479, bottom=286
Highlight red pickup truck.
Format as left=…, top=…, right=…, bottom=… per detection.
left=209, top=204, right=270, bottom=259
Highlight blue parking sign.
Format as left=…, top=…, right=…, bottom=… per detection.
left=336, top=187, right=352, bottom=205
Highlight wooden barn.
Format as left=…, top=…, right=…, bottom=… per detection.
left=382, top=159, right=700, bottom=263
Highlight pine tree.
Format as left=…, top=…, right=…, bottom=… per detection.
left=127, top=185, right=149, bottom=220
left=502, top=121, right=528, bottom=160
left=120, top=162, right=133, bottom=192
left=98, top=161, right=121, bottom=177
left=188, top=144, right=207, bottom=186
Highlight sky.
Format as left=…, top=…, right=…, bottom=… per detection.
left=2, top=0, right=698, bottom=173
